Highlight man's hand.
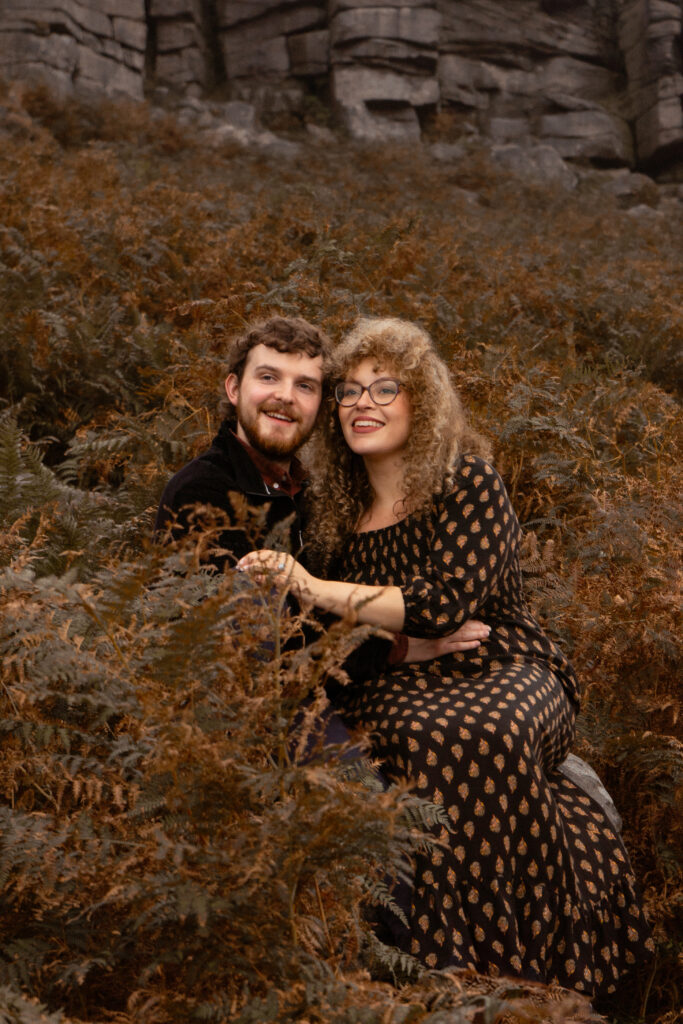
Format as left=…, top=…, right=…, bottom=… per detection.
left=403, top=620, right=490, bottom=662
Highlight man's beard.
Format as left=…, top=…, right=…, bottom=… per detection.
left=236, top=400, right=314, bottom=459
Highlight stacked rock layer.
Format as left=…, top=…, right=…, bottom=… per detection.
left=1, top=0, right=682, bottom=167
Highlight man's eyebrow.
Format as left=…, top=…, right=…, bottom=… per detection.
left=253, top=363, right=281, bottom=373
left=253, top=364, right=321, bottom=385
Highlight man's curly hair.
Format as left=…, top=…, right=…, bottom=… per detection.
left=306, top=317, right=491, bottom=569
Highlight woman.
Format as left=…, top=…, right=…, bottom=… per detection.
left=239, top=317, right=653, bottom=998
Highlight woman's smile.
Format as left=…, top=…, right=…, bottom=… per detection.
left=351, top=415, right=385, bottom=432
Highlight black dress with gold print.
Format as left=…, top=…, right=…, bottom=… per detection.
left=332, top=455, right=653, bottom=997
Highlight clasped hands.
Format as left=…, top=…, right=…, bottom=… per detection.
left=237, top=548, right=490, bottom=659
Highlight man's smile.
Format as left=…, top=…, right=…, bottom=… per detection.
left=261, top=405, right=299, bottom=424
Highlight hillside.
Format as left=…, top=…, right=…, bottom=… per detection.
left=0, top=83, right=681, bottom=1024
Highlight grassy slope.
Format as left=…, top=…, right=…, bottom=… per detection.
left=0, top=85, right=681, bottom=1024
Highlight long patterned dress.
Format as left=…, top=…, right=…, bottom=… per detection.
left=331, top=455, right=653, bottom=998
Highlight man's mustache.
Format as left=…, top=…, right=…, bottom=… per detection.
left=259, top=402, right=301, bottom=423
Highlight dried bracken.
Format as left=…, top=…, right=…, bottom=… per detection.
left=0, top=85, right=680, bottom=1024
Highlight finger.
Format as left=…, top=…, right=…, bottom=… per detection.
left=450, top=640, right=482, bottom=651
left=459, top=624, right=490, bottom=640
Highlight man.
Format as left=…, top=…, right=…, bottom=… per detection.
left=155, top=315, right=327, bottom=569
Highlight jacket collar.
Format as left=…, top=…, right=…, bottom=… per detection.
left=213, top=420, right=306, bottom=498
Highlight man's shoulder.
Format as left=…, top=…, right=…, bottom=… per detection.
left=155, top=425, right=265, bottom=527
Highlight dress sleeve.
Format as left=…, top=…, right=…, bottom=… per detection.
left=401, top=458, right=520, bottom=638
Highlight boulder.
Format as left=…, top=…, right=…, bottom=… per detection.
left=341, top=99, right=421, bottom=142
left=306, top=121, right=337, bottom=143
left=539, top=107, right=634, bottom=163
left=333, top=64, right=438, bottom=107
left=490, top=142, right=578, bottom=190
left=557, top=754, right=623, bottom=834
left=333, top=64, right=437, bottom=140
left=76, top=44, right=144, bottom=98
left=429, top=140, right=467, bottom=161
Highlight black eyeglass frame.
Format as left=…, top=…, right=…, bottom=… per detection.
left=334, top=377, right=402, bottom=407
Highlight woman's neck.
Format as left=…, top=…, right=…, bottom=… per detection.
left=358, top=455, right=407, bottom=531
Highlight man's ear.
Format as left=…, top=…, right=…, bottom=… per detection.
left=224, top=374, right=239, bottom=404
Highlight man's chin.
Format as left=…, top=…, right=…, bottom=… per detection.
left=243, top=424, right=307, bottom=460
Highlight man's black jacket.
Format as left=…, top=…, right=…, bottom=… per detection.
left=155, top=421, right=306, bottom=570
left=154, top=420, right=392, bottom=681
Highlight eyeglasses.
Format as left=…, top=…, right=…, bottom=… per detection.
left=334, top=378, right=401, bottom=407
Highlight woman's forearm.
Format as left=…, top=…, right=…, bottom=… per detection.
left=307, top=578, right=406, bottom=631
left=237, top=548, right=406, bottom=631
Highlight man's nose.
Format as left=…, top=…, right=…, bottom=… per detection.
left=273, top=379, right=295, bottom=402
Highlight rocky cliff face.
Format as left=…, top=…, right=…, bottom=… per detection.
left=1, top=0, right=682, bottom=170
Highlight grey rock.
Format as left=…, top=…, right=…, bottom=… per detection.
left=203, top=122, right=252, bottom=148
left=331, top=0, right=429, bottom=10
left=331, top=7, right=441, bottom=48
left=626, top=202, right=662, bottom=219
left=557, top=754, right=622, bottom=834
left=488, top=116, right=529, bottom=142
left=76, top=44, right=144, bottom=98
left=596, top=168, right=658, bottom=201
left=306, top=121, right=337, bottom=143
left=333, top=38, right=437, bottom=75
left=343, top=100, right=421, bottom=142
left=288, top=29, right=330, bottom=77
left=490, top=142, right=578, bottom=190
left=539, top=108, right=634, bottom=163
left=101, top=0, right=145, bottom=16
left=220, top=100, right=258, bottom=131
left=223, top=35, right=289, bottom=78
left=333, top=64, right=438, bottom=107
left=156, top=20, right=196, bottom=53
left=618, top=0, right=683, bottom=163
left=112, top=17, right=147, bottom=52
left=253, top=130, right=302, bottom=158
left=2, top=0, right=682, bottom=167
left=333, top=65, right=437, bottom=141
left=149, top=0, right=191, bottom=15
left=439, top=0, right=605, bottom=61
left=430, top=140, right=466, bottom=161
left=221, top=5, right=325, bottom=50
left=216, top=0, right=308, bottom=30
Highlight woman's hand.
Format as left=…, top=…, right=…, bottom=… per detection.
left=404, top=619, right=490, bottom=662
left=237, top=549, right=314, bottom=596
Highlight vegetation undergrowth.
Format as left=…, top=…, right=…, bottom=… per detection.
left=0, top=83, right=681, bottom=1024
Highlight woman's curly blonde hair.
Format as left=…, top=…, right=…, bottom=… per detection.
left=306, top=317, right=491, bottom=569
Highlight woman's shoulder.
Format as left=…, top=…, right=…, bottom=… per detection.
left=453, top=453, right=506, bottom=493
left=432, top=454, right=510, bottom=517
